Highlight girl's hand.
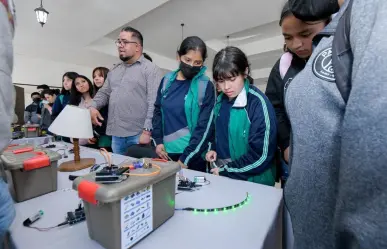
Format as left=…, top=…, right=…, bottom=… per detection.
left=178, top=160, right=188, bottom=169
left=211, top=168, right=220, bottom=176
left=205, top=150, right=217, bottom=162
left=156, top=144, right=168, bottom=160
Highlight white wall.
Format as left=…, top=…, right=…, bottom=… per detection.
left=13, top=54, right=94, bottom=93
left=255, top=84, right=267, bottom=92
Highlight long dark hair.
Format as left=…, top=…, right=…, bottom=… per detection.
left=69, top=75, right=94, bottom=106
left=212, top=46, right=253, bottom=84
left=92, top=67, right=109, bottom=92
left=279, top=1, right=331, bottom=26
left=61, top=72, right=78, bottom=95
left=177, top=36, right=208, bottom=62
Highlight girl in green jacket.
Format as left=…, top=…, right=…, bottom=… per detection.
left=206, top=46, right=278, bottom=186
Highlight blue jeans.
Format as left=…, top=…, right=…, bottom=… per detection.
left=112, top=134, right=140, bottom=155
left=0, top=179, right=15, bottom=248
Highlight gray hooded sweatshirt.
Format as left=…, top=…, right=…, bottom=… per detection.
left=0, top=0, right=16, bottom=243
left=284, top=0, right=387, bottom=248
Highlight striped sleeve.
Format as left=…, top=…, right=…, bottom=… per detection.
left=180, top=81, right=216, bottom=165
left=219, top=89, right=277, bottom=180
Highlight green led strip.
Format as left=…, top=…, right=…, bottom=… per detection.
left=176, top=192, right=250, bottom=214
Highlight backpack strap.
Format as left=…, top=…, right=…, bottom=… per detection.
left=161, top=72, right=175, bottom=98
left=279, top=52, right=293, bottom=80
left=197, top=75, right=209, bottom=106
left=332, top=0, right=354, bottom=103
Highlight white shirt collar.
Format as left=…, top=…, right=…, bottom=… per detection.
left=232, top=87, right=247, bottom=108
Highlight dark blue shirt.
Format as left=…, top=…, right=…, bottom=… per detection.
left=162, top=79, right=190, bottom=136
left=51, top=94, right=70, bottom=121
left=152, top=76, right=216, bottom=165
left=216, top=96, right=235, bottom=159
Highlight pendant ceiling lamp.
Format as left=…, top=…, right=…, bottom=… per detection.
left=34, top=0, right=49, bottom=27
left=181, top=23, right=185, bottom=41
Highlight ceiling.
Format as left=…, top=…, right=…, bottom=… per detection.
left=14, top=0, right=287, bottom=89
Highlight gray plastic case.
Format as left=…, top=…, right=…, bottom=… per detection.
left=22, top=124, right=41, bottom=138
left=1, top=145, right=61, bottom=202
left=73, top=160, right=180, bottom=249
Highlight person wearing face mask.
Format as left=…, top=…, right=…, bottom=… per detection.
left=40, top=89, right=57, bottom=132
left=90, top=27, right=163, bottom=155
left=284, top=0, right=387, bottom=248
left=24, top=92, right=42, bottom=124
left=265, top=2, right=329, bottom=177
left=152, top=36, right=216, bottom=172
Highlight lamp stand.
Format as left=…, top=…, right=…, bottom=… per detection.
left=58, top=138, right=96, bottom=172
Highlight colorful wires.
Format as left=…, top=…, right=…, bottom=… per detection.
left=122, top=162, right=161, bottom=177
left=100, top=148, right=111, bottom=167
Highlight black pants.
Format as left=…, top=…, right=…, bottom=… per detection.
left=169, top=153, right=207, bottom=173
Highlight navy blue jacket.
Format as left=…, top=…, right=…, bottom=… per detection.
left=51, top=94, right=70, bottom=121
left=209, top=85, right=277, bottom=181
left=152, top=77, right=215, bottom=164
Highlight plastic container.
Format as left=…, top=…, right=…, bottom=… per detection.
left=1, top=144, right=61, bottom=202
left=22, top=124, right=41, bottom=138
left=73, top=160, right=180, bottom=249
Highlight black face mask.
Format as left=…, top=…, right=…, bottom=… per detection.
left=288, top=0, right=340, bottom=21
left=33, top=98, right=41, bottom=103
left=179, top=62, right=201, bottom=80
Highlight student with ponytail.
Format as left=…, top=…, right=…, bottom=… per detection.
left=205, top=46, right=277, bottom=186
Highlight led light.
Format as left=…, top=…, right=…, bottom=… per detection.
left=181, top=193, right=249, bottom=214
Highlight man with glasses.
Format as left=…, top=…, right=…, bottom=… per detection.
left=90, top=27, right=162, bottom=155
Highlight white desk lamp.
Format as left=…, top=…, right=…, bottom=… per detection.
left=49, top=105, right=96, bottom=172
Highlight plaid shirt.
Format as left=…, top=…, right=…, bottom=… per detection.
left=92, top=55, right=162, bottom=137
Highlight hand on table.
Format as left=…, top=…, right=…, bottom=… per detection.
left=205, top=150, right=217, bottom=162
left=90, top=107, right=103, bottom=126
left=211, top=168, right=220, bottom=176
left=178, top=160, right=188, bottom=169
left=156, top=144, right=168, bottom=160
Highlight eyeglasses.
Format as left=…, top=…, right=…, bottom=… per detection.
left=115, top=39, right=138, bottom=47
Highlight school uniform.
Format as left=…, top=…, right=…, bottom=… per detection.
left=152, top=67, right=216, bottom=172
left=51, top=93, right=70, bottom=121
left=210, top=82, right=277, bottom=185
left=284, top=0, right=387, bottom=248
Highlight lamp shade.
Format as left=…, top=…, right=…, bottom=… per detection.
left=49, top=105, right=93, bottom=139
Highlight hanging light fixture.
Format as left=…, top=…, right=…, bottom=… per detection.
left=34, top=0, right=49, bottom=27
left=181, top=23, right=185, bottom=41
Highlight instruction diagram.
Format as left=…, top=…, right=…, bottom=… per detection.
left=121, top=185, right=153, bottom=249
